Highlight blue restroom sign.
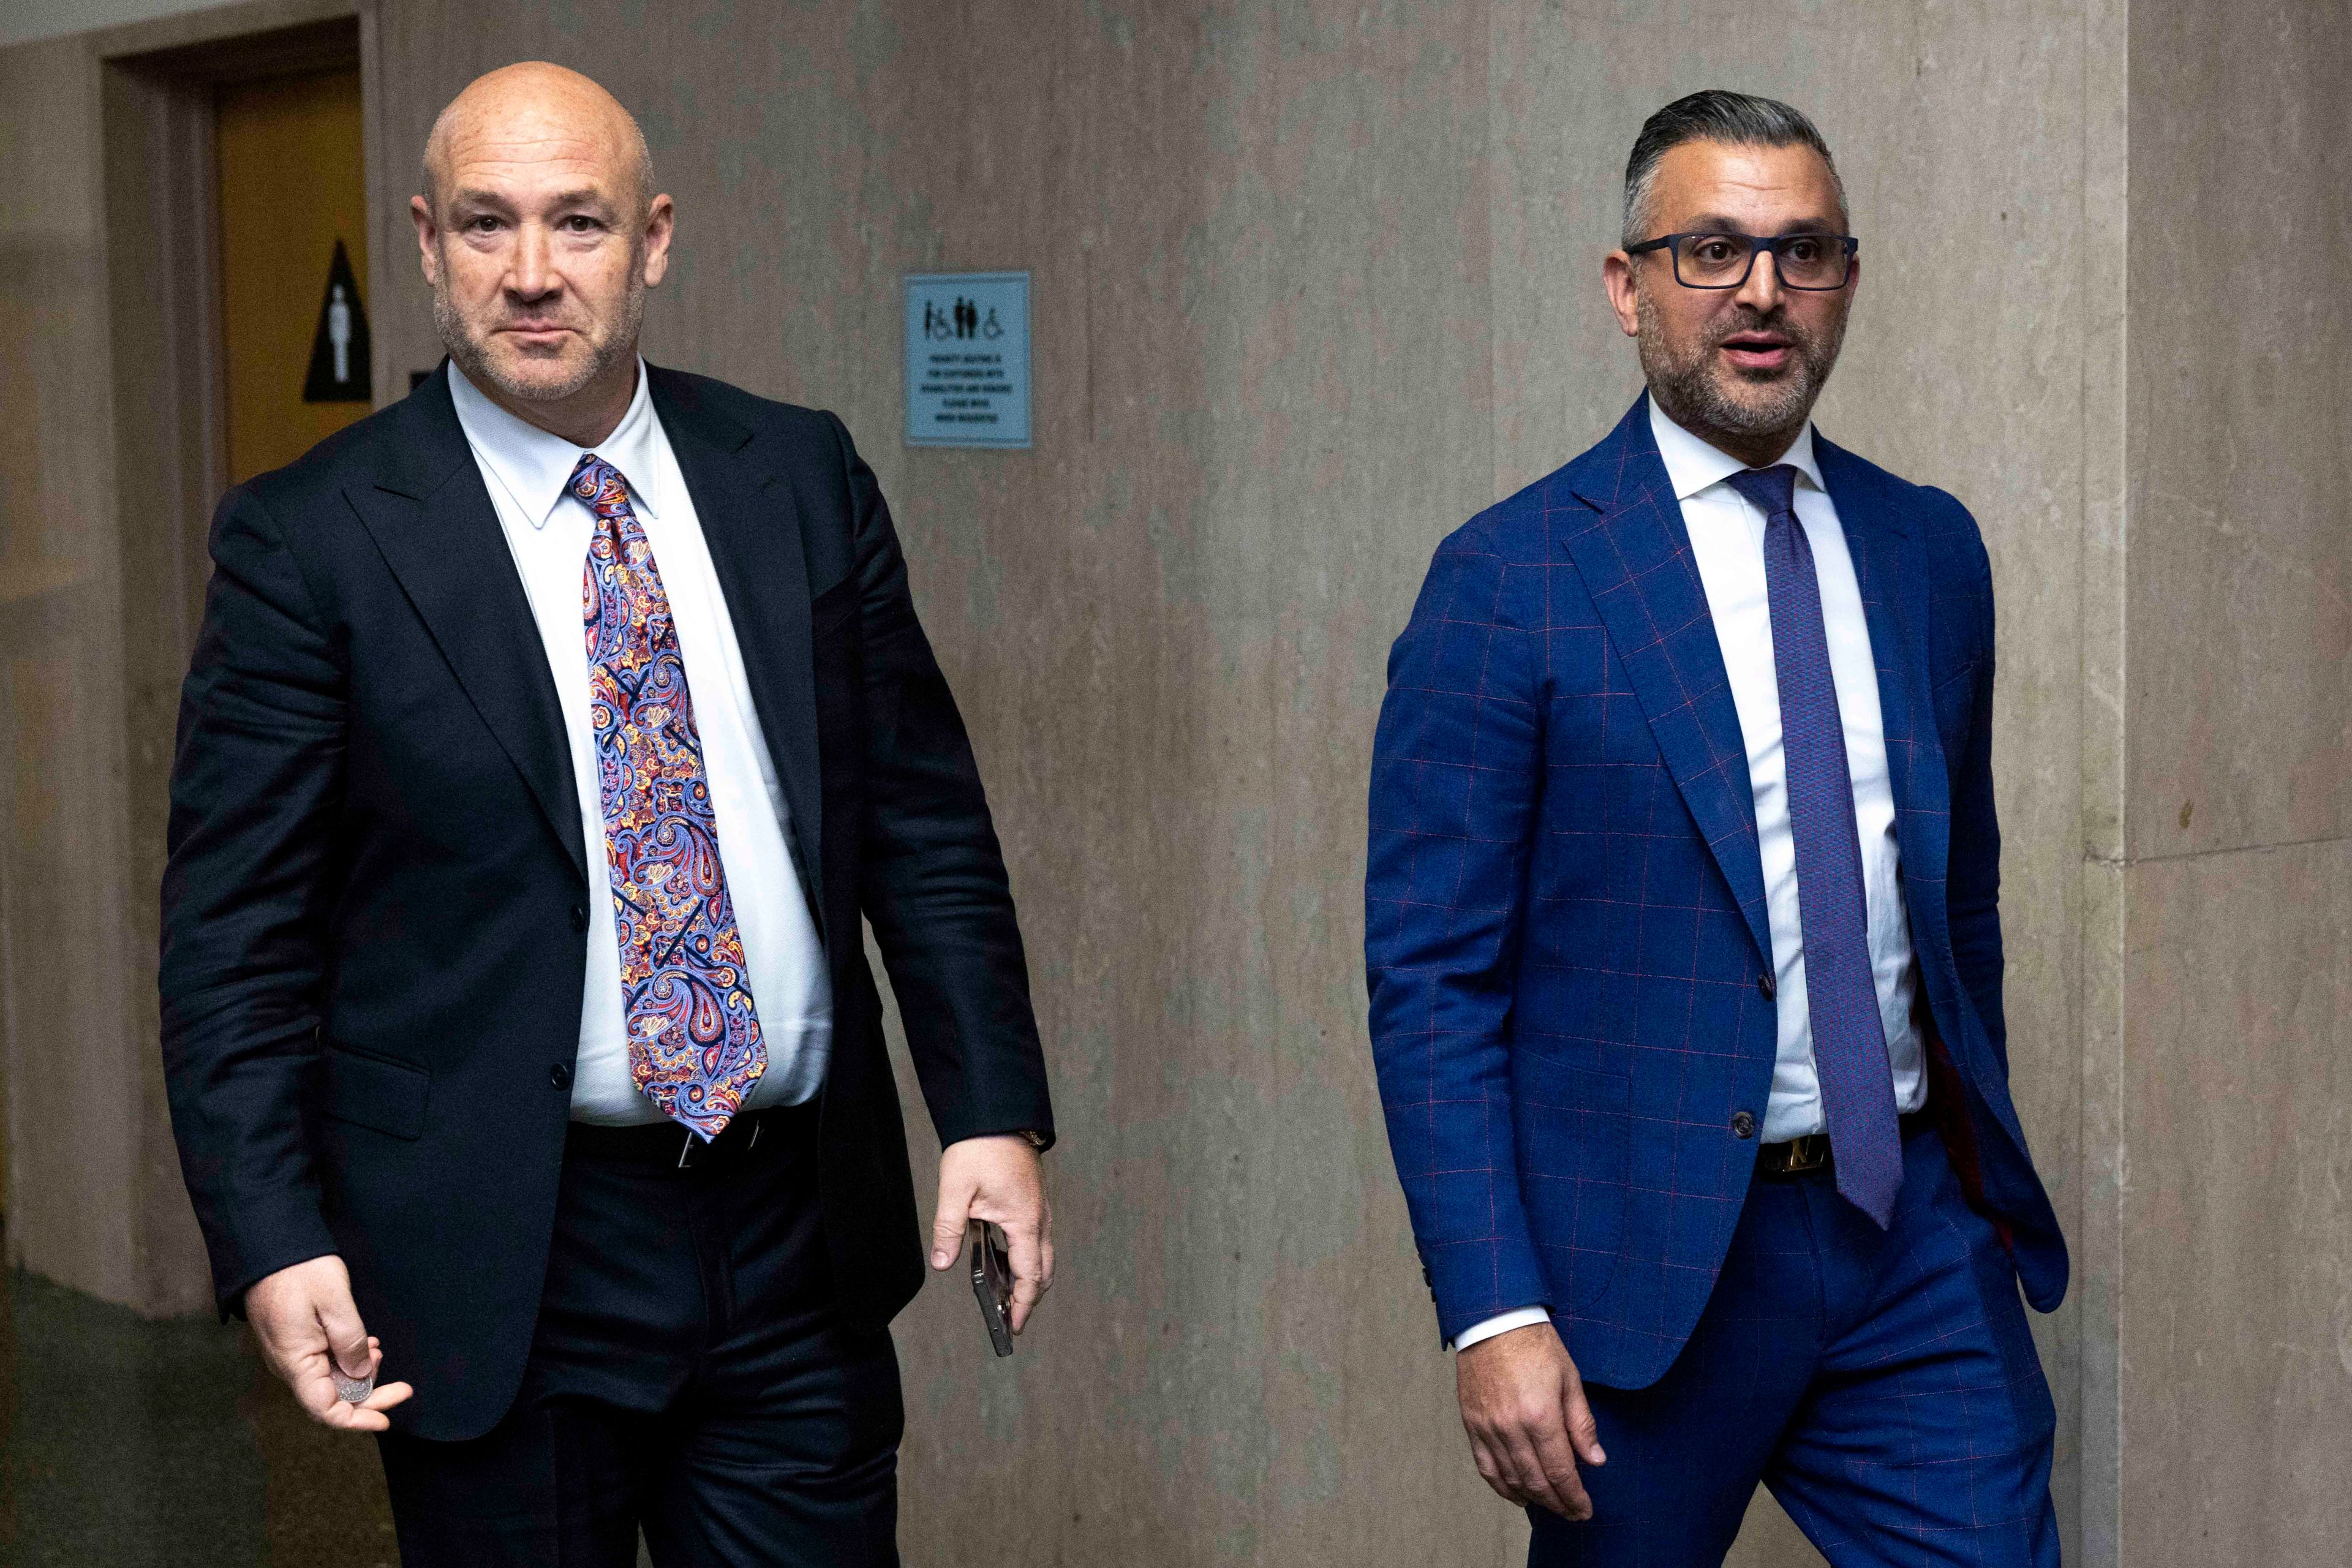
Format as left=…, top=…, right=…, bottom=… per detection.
left=903, top=271, right=1031, bottom=448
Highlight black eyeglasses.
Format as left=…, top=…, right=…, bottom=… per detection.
left=1624, top=232, right=1858, bottom=290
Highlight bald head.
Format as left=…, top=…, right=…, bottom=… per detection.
left=421, top=62, right=652, bottom=219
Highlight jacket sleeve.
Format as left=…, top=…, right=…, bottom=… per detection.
left=1365, top=527, right=1549, bottom=1343
left=830, top=413, right=1054, bottom=1150
left=158, top=485, right=347, bottom=1317
left=1943, top=522, right=2008, bottom=1074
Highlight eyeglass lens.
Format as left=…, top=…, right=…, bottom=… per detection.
left=1675, top=234, right=1849, bottom=289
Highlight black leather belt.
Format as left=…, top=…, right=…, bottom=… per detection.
left=1754, top=1110, right=1931, bottom=1178
left=565, top=1100, right=815, bottom=1170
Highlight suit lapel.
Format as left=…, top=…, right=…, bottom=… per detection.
left=347, top=367, right=586, bottom=877
left=649, top=369, right=826, bottom=916
left=1558, top=398, right=1773, bottom=965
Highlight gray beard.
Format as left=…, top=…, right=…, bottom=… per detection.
left=432, top=263, right=644, bottom=407
left=1635, top=285, right=1844, bottom=448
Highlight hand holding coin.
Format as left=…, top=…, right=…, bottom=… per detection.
left=244, top=1256, right=413, bottom=1432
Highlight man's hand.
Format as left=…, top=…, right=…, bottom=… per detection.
left=929, top=1135, right=1053, bottom=1333
left=244, top=1255, right=415, bottom=1431
left=1455, top=1320, right=1607, bottom=1519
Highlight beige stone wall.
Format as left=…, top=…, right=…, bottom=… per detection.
left=0, top=1, right=2343, bottom=1563
left=2115, top=0, right=2352, bottom=1559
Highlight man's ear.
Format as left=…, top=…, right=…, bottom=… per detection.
left=410, top=195, right=440, bottom=287
left=640, top=193, right=675, bottom=288
left=1602, top=251, right=1642, bottom=339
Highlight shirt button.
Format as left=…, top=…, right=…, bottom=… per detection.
left=549, top=1062, right=573, bottom=1091
left=569, top=903, right=589, bottom=932
left=1731, top=1110, right=1757, bottom=1139
left=1757, top=971, right=1776, bottom=1000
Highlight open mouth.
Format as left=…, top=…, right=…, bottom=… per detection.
left=1718, top=331, right=1795, bottom=373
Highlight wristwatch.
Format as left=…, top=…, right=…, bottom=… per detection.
left=1015, top=1129, right=1049, bottom=1150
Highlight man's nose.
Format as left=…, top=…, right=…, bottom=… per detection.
left=1735, top=245, right=1784, bottom=312
left=508, top=221, right=556, bottom=300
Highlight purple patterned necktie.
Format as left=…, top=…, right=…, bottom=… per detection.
left=1727, top=464, right=1903, bottom=1227
left=574, top=453, right=765, bottom=1140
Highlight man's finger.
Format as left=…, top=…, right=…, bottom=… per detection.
left=929, top=1182, right=973, bottom=1271
left=313, top=1399, right=395, bottom=1433
left=1465, top=1430, right=1523, bottom=1506
left=1000, top=1216, right=1046, bottom=1333
left=1496, top=1425, right=1574, bottom=1518
left=360, top=1380, right=415, bottom=1414
left=1527, top=1413, right=1594, bottom=1521
left=1563, top=1371, right=1608, bottom=1468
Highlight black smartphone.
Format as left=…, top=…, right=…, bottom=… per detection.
left=968, top=1219, right=1015, bottom=1357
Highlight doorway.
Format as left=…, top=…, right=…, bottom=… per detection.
left=216, top=63, right=374, bottom=484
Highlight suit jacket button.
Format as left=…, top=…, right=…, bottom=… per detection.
left=1731, top=1110, right=1757, bottom=1139
left=569, top=903, right=589, bottom=932
left=549, top=1062, right=573, bottom=1090
left=1757, top=971, right=1776, bottom=1000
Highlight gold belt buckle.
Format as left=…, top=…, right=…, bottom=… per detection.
left=1784, top=1134, right=1830, bottom=1174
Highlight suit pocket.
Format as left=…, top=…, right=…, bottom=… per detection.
left=320, top=1043, right=430, bottom=1141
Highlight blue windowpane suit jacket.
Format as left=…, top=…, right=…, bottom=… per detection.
left=1364, top=395, right=2067, bottom=1389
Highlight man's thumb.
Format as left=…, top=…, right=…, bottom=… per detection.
left=930, top=1189, right=973, bottom=1270
left=318, top=1297, right=372, bottom=1379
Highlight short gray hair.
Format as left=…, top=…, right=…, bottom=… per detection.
left=1621, top=89, right=1844, bottom=247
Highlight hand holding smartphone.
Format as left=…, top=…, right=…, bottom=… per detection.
left=968, top=1219, right=1015, bottom=1357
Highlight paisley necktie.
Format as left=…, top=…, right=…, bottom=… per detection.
left=574, top=453, right=764, bottom=1139
left=1726, top=464, right=1903, bottom=1226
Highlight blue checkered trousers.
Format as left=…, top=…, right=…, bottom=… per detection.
left=1365, top=396, right=2069, bottom=1565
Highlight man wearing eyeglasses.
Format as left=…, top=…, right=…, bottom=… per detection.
left=1365, top=89, right=2065, bottom=1565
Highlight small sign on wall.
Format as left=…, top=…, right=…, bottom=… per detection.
left=903, top=271, right=1031, bottom=448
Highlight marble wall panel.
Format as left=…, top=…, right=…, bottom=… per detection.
left=2119, top=838, right=2352, bottom=1563
left=2125, top=0, right=2352, bottom=860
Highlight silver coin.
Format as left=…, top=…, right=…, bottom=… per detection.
left=333, top=1369, right=375, bottom=1404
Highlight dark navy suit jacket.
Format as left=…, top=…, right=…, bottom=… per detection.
left=1365, top=394, right=2066, bottom=1389
left=160, top=364, right=1053, bottom=1441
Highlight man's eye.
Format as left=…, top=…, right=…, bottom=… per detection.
left=1785, top=238, right=1822, bottom=262
left=562, top=216, right=600, bottom=233
left=1696, top=240, right=1736, bottom=263
left=466, top=216, right=501, bottom=233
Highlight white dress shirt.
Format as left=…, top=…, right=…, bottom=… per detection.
left=448, top=360, right=832, bottom=1124
left=1450, top=400, right=1928, bottom=1354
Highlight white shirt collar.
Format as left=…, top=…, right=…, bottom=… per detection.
left=447, top=356, right=666, bottom=529
left=1646, top=392, right=1825, bottom=504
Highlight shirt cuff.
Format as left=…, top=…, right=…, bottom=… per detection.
left=1447, top=1306, right=1551, bottom=1354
